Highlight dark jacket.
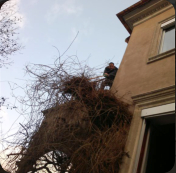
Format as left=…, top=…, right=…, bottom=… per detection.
left=103, top=66, right=118, bottom=80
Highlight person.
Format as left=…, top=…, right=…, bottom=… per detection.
left=100, top=62, right=118, bottom=89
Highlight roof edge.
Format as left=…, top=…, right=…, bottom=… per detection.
left=116, top=0, right=152, bottom=34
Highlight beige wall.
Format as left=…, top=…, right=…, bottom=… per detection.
left=112, top=7, right=175, bottom=105
left=115, top=6, right=175, bottom=173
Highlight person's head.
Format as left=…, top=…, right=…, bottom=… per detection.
left=109, top=62, right=115, bottom=69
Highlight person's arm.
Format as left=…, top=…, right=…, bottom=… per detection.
left=103, top=67, right=108, bottom=77
left=108, top=68, right=118, bottom=78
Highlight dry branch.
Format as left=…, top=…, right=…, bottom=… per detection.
left=3, top=56, right=132, bottom=173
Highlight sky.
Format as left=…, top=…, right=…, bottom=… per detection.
left=0, top=0, right=140, bottom=155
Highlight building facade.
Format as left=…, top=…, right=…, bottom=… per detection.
left=113, top=0, right=175, bottom=173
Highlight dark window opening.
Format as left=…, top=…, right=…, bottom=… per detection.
left=145, top=114, right=175, bottom=173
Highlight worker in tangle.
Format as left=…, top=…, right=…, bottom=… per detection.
left=101, top=62, right=118, bottom=89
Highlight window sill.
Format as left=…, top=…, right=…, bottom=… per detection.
left=147, top=48, right=175, bottom=64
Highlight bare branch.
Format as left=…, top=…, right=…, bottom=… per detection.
left=0, top=1, right=22, bottom=68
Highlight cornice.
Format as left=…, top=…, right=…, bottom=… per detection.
left=132, top=1, right=172, bottom=27
left=117, top=0, right=173, bottom=34
left=117, top=0, right=152, bottom=34
left=131, top=85, right=175, bottom=108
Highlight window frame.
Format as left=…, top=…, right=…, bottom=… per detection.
left=147, top=16, right=175, bottom=64
left=159, top=19, right=175, bottom=53
left=133, top=103, right=175, bottom=173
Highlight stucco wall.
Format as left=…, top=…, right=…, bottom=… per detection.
left=112, top=7, right=175, bottom=104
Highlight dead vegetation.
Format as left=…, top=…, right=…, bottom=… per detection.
left=0, top=1, right=22, bottom=68
left=3, top=56, right=133, bottom=173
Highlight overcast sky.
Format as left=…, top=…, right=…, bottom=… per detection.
left=0, top=0, right=139, bottom=152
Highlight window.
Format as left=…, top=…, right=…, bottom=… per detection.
left=160, top=19, right=175, bottom=53
left=141, top=115, right=175, bottom=173
left=135, top=103, right=175, bottom=173
left=147, top=16, right=175, bottom=63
